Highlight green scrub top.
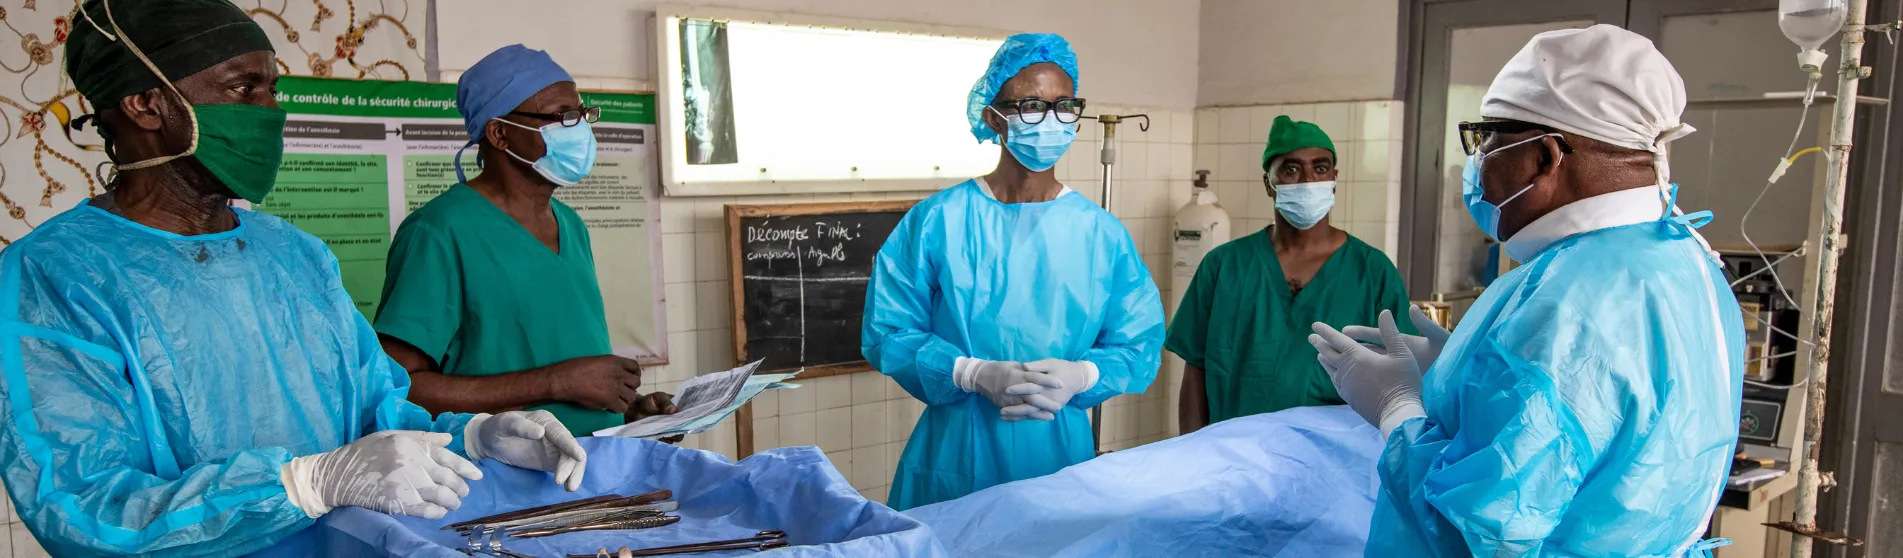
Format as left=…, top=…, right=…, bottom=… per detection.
left=1165, top=227, right=1416, bottom=423
left=375, top=183, right=619, bottom=434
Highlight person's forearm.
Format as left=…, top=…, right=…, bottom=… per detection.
left=1179, top=364, right=1209, bottom=434
left=406, top=368, right=560, bottom=416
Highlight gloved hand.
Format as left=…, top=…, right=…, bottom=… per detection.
left=280, top=431, right=483, bottom=519
left=1309, top=310, right=1426, bottom=435
left=466, top=410, right=588, bottom=492
left=1006, top=359, right=1100, bottom=417
left=1342, top=305, right=1450, bottom=372
left=956, top=358, right=1062, bottom=419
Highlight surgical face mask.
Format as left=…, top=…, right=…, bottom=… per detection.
left=1463, top=133, right=1562, bottom=241
left=495, top=118, right=598, bottom=186
left=994, top=108, right=1076, bottom=172
left=1272, top=181, right=1335, bottom=230
left=84, top=0, right=287, bottom=203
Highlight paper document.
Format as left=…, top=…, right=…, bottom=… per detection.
left=1728, top=467, right=1787, bottom=487
left=594, top=361, right=800, bottom=439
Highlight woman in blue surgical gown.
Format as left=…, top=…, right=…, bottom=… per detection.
left=862, top=33, right=1165, bottom=510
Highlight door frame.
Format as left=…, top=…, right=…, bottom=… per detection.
left=1399, top=0, right=1629, bottom=298
left=1816, top=0, right=1903, bottom=554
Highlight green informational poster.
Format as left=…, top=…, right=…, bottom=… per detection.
left=260, top=76, right=669, bottom=363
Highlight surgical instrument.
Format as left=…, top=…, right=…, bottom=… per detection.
left=572, top=531, right=790, bottom=557
left=459, top=547, right=537, bottom=558
left=486, top=502, right=680, bottom=532
left=447, top=490, right=674, bottom=530
left=512, top=515, right=682, bottom=539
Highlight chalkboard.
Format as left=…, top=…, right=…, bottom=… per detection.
left=726, top=201, right=917, bottom=378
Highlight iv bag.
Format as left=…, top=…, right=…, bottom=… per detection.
left=1780, top=0, right=1848, bottom=51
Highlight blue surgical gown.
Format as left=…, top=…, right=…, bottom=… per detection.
left=1369, top=221, right=1744, bottom=557
left=862, top=180, right=1165, bottom=510
left=0, top=205, right=472, bottom=557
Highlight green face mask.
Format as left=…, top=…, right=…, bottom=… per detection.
left=189, top=103, right=287, bottom=203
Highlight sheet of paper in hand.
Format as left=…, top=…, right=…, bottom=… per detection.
left=594, top=360, right=800, bottom=439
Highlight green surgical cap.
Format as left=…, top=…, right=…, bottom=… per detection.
left=64, top=0, right=273, bottom=111
left=1261, top=115, right=1336, bottom=171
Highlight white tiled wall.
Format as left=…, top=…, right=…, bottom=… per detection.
left=1191, top=101, right=1407, bottom=258
left=656, top=105, right=1197, bottom=500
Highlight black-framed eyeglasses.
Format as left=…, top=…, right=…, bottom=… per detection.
left=992, top=96, right=1087, bottom=124
left=510, top=106, right=602, bottom=127
left=1457, top=120, right=1575, bottom=156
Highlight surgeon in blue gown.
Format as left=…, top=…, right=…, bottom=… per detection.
left=0, top=2, right=587, bottom=556
left=862, top=33, right=1165, bottom=511
left=1309, top=26, right=1744, bottom=557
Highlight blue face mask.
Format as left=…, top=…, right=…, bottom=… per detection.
left=996, top=109, right=1077, bottom=172
left=1463, top=133, right=1560, bottom=241
left=497, top=118, right=598, bottom=186
left=1273, top=181, right=1335, bottom=230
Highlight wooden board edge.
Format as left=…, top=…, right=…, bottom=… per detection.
left=726, top=204, right=749, bottom=372
left=735, top=401, right=754, bottom=458
left=784, top=361, right=873, bottom=380
left=726, top=199, right=919, bottom=218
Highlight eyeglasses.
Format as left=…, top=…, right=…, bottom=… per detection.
left=991, top=97, right=1087, bottom=124
left=509, top=106, right=603, bottom=127
left=1457, top=120, right=1575, bottom=156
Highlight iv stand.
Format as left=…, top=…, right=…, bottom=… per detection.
left=1770, top=0, right=1885, bottom=552
left=1081, top=113, right=1149, bottom=455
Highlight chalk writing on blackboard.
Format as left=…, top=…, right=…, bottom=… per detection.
left=726, top=201, right=917, bottom=378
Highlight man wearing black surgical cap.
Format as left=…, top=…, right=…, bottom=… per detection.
left=0, top=2, right=587, bottom=555
left=376, top=45, right=678, bottom=438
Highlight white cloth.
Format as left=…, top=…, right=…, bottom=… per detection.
left=1504, top=184, right=1666, bottom=262
left=1481, top=24, right=1694, bottom=153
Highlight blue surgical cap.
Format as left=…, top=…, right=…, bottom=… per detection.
left=454, top=44, right=572, bottom=181
left=967, top=33, right=1080, bottom=143
left=457, top=44, right=573, bottom=145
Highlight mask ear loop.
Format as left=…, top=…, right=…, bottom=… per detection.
left=985, top=105, right=1010, bottom=144
left=78, top=0, right=200, bottom=173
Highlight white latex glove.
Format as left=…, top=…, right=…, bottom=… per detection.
left=955, top=358, right=1062, bottom=420
left=465, top=410, right=588, bottom=492
left=1007, top=359, right=1100, bottom=417
left=1342, top=305, right=1450, bottom=373
left=281, top=431, right=483, bottom=520
left=1308, top=310, right=1426, bottom=435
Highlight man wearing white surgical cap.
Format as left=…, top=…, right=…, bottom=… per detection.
left=1309, top=25, right=1745, bottom=557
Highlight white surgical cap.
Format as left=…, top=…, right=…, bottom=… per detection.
left=1480, top=24, right=1694, bottom=153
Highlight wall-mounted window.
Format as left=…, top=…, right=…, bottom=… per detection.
left=657, top=7, right=1007, bottom=196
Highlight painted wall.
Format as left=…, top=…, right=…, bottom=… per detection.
left=1196, top=0, right=1401, bottom=107
left=437, top=0, right=1202, bottom=109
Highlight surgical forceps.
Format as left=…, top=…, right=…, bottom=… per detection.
left=571, top=530, right=789, bottom=557
left=511, top=514, right=682, bottom=539
left=447, top=490, right=674, bottom=531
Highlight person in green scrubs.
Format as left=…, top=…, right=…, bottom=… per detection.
left=1167, top=116, right=1415, bottom=434
left=376, top=45, right=674, bottom=436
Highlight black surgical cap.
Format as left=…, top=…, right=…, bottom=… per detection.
left=64, top=0, right=273, bottom=111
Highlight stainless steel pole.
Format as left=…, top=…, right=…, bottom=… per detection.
left=1091, top=116, right=1120, bottom=454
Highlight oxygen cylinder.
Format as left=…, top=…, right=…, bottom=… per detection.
left=1170, top=170, right=1231, bottom=311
